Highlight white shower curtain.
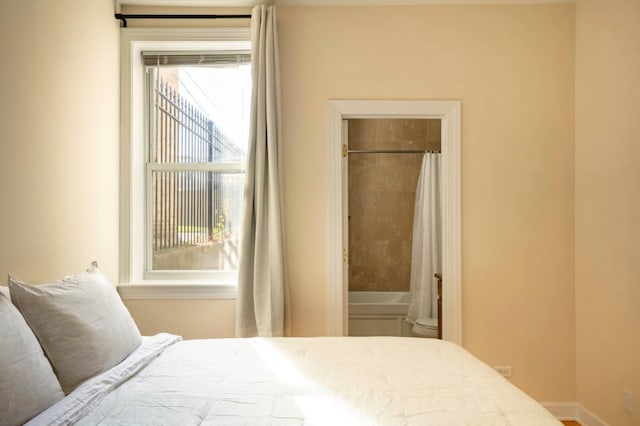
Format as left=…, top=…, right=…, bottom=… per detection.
left=406, top=153, right=442, bottom=330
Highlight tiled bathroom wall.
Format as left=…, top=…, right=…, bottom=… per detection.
left=348, top=119, right=441, bottom=292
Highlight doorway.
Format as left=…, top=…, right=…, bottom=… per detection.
left=328, top=100, right=462, bottom=344
left=346, top=119, right=441, bottom=338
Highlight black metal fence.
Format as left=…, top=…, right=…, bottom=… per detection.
left=152, top=76, right=243, bottom=251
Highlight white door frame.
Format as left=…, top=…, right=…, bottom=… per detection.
left=328, top=100, right=462, bottom=345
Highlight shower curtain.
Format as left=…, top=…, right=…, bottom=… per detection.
left=406, top=153, right=442, bottom=331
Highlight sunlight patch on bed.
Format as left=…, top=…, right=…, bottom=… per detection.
left=250, top=339, right=312, bottom=385
left=251, top=338, right=375, bottom=424
left=293, top=395, right=375, bottom=425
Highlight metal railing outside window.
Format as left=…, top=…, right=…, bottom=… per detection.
left=148, top=72, right=244, bottom=255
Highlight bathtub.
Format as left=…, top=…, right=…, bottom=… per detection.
left=348, top=291, right=411, bottom=315
left=348, top=291, right=412, bottom=337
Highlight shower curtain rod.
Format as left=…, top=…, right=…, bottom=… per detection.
left=114, top=13, right=251, bottom=28
left=348, top=149, right=440, bottom=154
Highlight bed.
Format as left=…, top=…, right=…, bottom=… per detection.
left=1, top=265, right=562, bottom=425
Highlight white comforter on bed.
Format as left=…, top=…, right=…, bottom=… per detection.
left=30, top=334, right=561, bottom=425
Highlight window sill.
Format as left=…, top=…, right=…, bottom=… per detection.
left=118, top=282, right=236, bottom=300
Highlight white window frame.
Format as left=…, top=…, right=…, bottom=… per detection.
left=119, top=28, right=250, bottom=300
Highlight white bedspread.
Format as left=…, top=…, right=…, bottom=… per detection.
left=31, top=336, right=561, bottom=425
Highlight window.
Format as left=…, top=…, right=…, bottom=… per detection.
left=144, top=52, right=250, bottom=275
left=120, top=29, right=251, bottom=298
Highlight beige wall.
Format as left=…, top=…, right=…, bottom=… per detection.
left=0, top=0, right=119, bottom=282
left=124, top=299, right=236, bottom=339
left=278, top=5, right=576, bottom=401
left=575, top=0, right=640, bottom=425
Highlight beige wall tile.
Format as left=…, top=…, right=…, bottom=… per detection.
left=347, top=118, right=441, bottom=293
left=401, top=119, right=428, bottom=143
left=427, top=119, right=442, bottom=143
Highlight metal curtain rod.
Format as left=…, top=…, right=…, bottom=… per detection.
left=114, top=13, right=251, bottom=28
left=348, top=149, right=440, bottom=154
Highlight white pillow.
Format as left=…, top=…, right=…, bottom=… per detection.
left=9, top=262, right=142, bottom=394
left=0, top=291, right=64, bottom=425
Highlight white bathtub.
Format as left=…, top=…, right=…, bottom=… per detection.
left=348, top=291, right=412, bottom=337
left=348, top=291, right=411, bottom=316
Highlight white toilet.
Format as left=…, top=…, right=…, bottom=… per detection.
left=411, top=318, right=439, bottom=338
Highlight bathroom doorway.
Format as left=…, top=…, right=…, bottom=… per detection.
left=328, top=100, right=461, bottom=344
left=346, top=119, right=441, bottom=338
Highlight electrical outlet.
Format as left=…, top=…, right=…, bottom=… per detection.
left=623, top=389, right=633, bottom=413
left=494, top=366, right=512, bottom=378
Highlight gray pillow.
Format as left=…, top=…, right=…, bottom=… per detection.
left=9, top=262, right=142, bottom=394
left=0, top=291, right=64, bottom=425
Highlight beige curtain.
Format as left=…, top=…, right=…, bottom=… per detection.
left=236, top=5, right=289, bottom=337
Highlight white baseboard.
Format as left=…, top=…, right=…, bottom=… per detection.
left=541, top=402, right=610, bottom=426
left=576, top=406, right=610, bottom=426
left=543, top=402, right=580, bottom=420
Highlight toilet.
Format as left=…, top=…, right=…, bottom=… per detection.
left=411, top=318, right=439, bottom=338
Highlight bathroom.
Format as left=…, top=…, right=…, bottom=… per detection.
left=347, top=118, right=442, bottom=338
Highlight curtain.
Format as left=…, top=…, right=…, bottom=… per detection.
left=236, top=5, right=289, bottom=337
left=406, top=153, right=442, bottom=328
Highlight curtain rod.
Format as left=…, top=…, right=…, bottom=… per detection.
left=114, top=13, right=251, bottom=28
left=348, top=149, right=440, bottom=154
